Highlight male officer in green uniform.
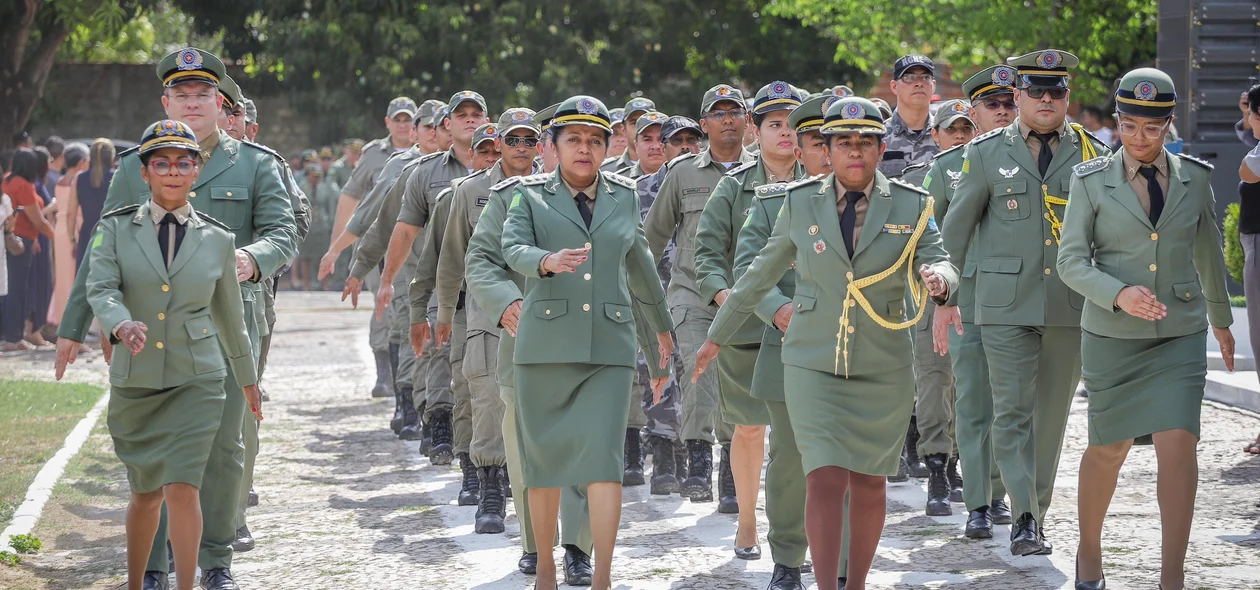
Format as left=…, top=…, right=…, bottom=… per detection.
left=601, top=97, right=656, bottom=172
left=937, top=49, right=1112, bottom=556
left=643, top=84, right=754, bottom=506
left=925, top=65, right=1019, bottom=538
left=54, top=48, right=296, bottom=590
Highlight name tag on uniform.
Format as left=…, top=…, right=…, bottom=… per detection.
left=475, top=197, right=489, bottom=207
left=682, top=187, right=710, bottom=195
left=881, top=224, right=914, bottom=234
left=429, top=181, right=450, bottom=189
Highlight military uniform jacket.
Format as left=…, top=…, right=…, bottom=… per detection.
left=601, top=152, right=634, bottom=174
left=345, top=146, right=422, bottom=239
left=732, top=182, right=798, bottom=399
left=502, top=169, right=674, bottom=368
left=433, top=161, right=508, bottom=330
left=696, top=157, right=804, bottom=344
left=709, top=173, right=958, bottom=377
left=340, top=135, right=398, bottom=200
left=643, top=147, right=755, bottom=310
left=922, top=145, right=982, bottom=323
left=409, top=170, right=479, bottom=324
left=880, top=111, right=939, bottom=178
left=1057, top=148, right=1232, bottom=338
left=347, top=148, right=430, bottom=279
left=86, top=203, right=257, bottom=389
left=940, top=121, right=1111, bottom=327
left=59, top=130, right=297, bottom=342
left=330, top=156, right=354, bottom=187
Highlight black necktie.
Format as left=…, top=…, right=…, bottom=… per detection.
left=840, top=191, right=863, bottom=258
left=1030, top=131, right=1057, bottom=177
left=158, top=213, right=185, bottom=268
left=1140, top=166, right=1164, bottom=225
left=575, top=192, right=593, bottom=229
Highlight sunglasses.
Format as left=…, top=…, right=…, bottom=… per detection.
left=503, top=136, right=539, bottom=148
left=1024, top=87, right=1068, bottom=100
left=980, top=99, right=1017, bottom=111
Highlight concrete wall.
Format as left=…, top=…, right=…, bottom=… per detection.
left=29, top=63, right=311, bottom=157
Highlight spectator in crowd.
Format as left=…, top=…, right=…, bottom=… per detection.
left=1238, top=90, right=1259, bottom=149
left=0, top=192, right=13, bottom=299
left=67, top=139, right=117, bottom=265
left=1238, top=84, right=1260, bottom=455
left=41, top=135, right=66, bottom=194
left=26, top=147, right=55, bottom=346
left=50, top=142, right=89, bottom=325
left=12, top=131, right=33, bottom=149
left=1077, top=106, right=1115, bottom=146
left=1, top=148, right=56, bottom=351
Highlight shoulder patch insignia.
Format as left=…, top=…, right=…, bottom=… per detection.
left=604, top=172, right=637, bottom=190
left=755, top=182, right=789, bottom=199
left=889, top=176, right=930, bottom=196
left=197, top=212, right=231, bottom=231
left=1174, top=152, right=1215, bottom=170
left=240, top=139, right=282, bottom=160
left=102, top=204, right=141, bottom=218
left=1073, top=156, right=1111, bottom=177
left=491, top=177, right=523, bottom=192
left=725, top=160, right=757, bottom=177
left=520, top=173, right=549, bottom=186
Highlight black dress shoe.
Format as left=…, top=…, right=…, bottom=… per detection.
left=990, top=497, right=1012, bottom=525
left=1009, top=512, right=1046, bottom=556
left=142, top=571, right=169, bottom=590
left=230, top=524, right=255, bottom=552
left=563, top=544, right=593, bottom=586
left=734, top=543, right=762, bottom=560
left=800, top=560, right=812, bottom=574
left=1075, top=556, right=1107, bottom=589
left=717, top=444, right=738, bottom=514
left=201, top=568, right=240, bottom=590
left=965, top=507, right=993, bottom=539
left=767, top=563, right=804, bottom=590
left=246, top=488, right=259, bottom=508
left=518, top=551, right=538, bottom=574
left=924, top=454, right=952, bottom=516
left=838, top=577, right=846, bottom=589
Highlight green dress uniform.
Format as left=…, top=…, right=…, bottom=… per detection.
left=58, top=49, right=297, bottom=575
left=501, top=98, right=672, bottom=487
left=1057, top=68, right=1231, bottom=447
left=939, top=50, right=1112, bottom=535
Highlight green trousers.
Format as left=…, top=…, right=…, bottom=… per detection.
left=450, top=309, right=471, bottom=455
left=949, top=322, right=1007, bottom=511
left=465, top=330, right=505, bottom=466
left=913, top=302, right=957, bottom=457
left=673, top=304, right=730, bottom=444
left=501, top=384, right=593, bottom=555
left=981, top=325, right=1081, bottom=521
left=765, top=401, right=807, bottom=568
left=365, top=266, right=390, bottom=353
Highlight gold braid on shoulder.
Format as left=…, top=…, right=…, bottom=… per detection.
left=835, top=196, right=934, bottom=377
left=1042, top=123, right=1099, bottom=245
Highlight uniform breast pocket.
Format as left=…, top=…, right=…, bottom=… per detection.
left=532, top=299, right=568, bottom=320
left=993, top=181, right=1030, bottom=221
left=1172, top=281, right=1201, bottom=302
left=185, top=315, right=225, bottom=375
left=978, top=257, right=1021, bottom=307
left=208, top=186, right=250, bottom=229
left=604, top=303, right=633, bottom=323
left=682, top=193, right=709, bottom=214
left=793, top=295, right=816, bottom=313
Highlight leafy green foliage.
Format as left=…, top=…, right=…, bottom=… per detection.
left=0, top=551, right=18, bottom=566
left=8, top=534, right=41, bottom=554
left=1225, top=202, right=1244, bottom=285
left=1231, top=295, right=1247, bottom=308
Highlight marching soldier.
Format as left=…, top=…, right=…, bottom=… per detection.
left=329, top=139, right=363, bottom=187
left=54, top=47, right=296, bottom=590
left=925, top=65, right=1018, bottom=539
left=643, top=84, right=754, bottom=508
left=607, top=107, right=628, bottom=159
left=601, top=97, right=656, bottom=172
left=880, top=55, right=941, bottom=179
left=937, top=49, right=1112, bottom=556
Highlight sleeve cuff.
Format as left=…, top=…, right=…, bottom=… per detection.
left=754, top=291, right=791, bottom=327
left=1208, top=302, right=1234, bottom=329
left=349, top=260, right=372, bottom=281
left=229, top=354, right=258, bottom=387
left=410, top=304, right=429, bottom=325
left=698, top=275, right=730, bottom=307
left=57, top=305, right=94, bottom=342
left=436, top=306, right=456, bottom=324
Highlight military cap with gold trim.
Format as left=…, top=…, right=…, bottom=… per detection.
left=1114, top=67, right=1176, bottom=119
left=386, top=97, right=418, bottom=119
left=472, top=123, right=499, bottom=148
left=1006, top=49, right=1079, bottom=89
left=156, top=47, right=226, bottom=88
left=625, top=97, right=656, bottom=119
left=963, top=65, right=1018, bottom=102
left=701, top=84, right=747, bottom=113
left=550, top=96, right=613, bottom=134
left=822, top=97, right=887, bottom=136
left=218, top=76, right=243, bottom=110
left=751, top=81, right=804, bottom=115
left=788, top=94, right=834, bottom=134
left=933, top=99, right=975, bottom=130
left=533, top=102, right=561, bottom=133
left=635, top=111, right=669, bottom=136
left=499, top=108, right=540, bottom=135
left=139, top=119, right=200, bottom=157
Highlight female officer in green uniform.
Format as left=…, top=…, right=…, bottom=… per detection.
left=693, top=97, right=957, bottom=590
left=85, top=120, right=261, bottom=590
left=1057, top=68, right=1234, bottom=590
left=500, top=95, right=674, bottom=590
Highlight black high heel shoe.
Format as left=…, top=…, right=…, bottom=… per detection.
left=733, top=542, right=762, bottom=560
left=1074, top=556, right=1106, bottom=590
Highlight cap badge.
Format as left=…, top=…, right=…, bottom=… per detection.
left=630, top=99, right=649, bottom=109
left=484, top=125, right=497, bottom=136
left=512, top=110, right=530, bottom=122
left=461, top=91, right=475, bottom=99
left=715, top=86, right=733, bottom=97
left=833, top=86, right=852, bottom=97
left=992, top=66, right=1016, bottom=86
left=769, top=82, right=791, bottom=100
left=844, top=103, right=863, bottom=119
left=578, top=98, right=599, bottom=115
left=176, top=49, right=202, bottom=71
left=1134, top=80, right=1157, bottom=101
left=1039, top=51, right=1062, bottom=68
left=950, top=102, right=970, bottom=116
left=823, top=96, right=841, bottom=111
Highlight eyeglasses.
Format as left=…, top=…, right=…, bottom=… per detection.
left=980, top=99, right=1017, bottom=111
left=149, top=158, right=199, bottom=176
left=668, top=136, right=702, bottom=147
left=503, top=136, right=539, bottom=148
left=169, top=92, right=217, bottom=104
left=898, top=73, right=935, bottom=84
left=705, top=108, right=746, bottom=121
left=1116, top=119, right=1171, bottom=140
left=1024, top=87, right=1068, bottom=100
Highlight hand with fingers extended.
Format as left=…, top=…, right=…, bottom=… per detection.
left=692, top=339, right=720, bottom=383
left=650, top=376, right=670, bottom=404
left=374, top=282, right=394, bottom=321
left=435, top=322, right=453, bottom=349
left=54, top=337, right=83, bottom=380
left=1115, top=285, right=1167, bottom=321
left=541, top=247, right=589, bottom=274
left=318, top=250, right=340, bottom=280
left=410, top=322, right=431, bottom=356
left=932, top=305, right=962, bottom=356
left=243, top=384, right=264, bottom=421
left=342, top=276, right=363, bottom=308
left=1214, top=326, right=1236, bottom=372
left=114, top=320, right=149, bottom=355
left=500, top=300, right=523, bottom=337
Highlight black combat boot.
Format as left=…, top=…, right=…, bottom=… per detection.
left=398, top=388, right=421, bottom=440
left=649, top=437, right=679, bottom=495
left=947, top=454, right=964, bottom=503
left=924, top=454, right=952, bottom=516
left=888, top=453, right=910, bottom=483
left=682, top=439, right=713, bottom=502
left=418, top=406, right=432, bottom=453
left=429, top=409, right=455, bottom=465
left=674, top=443, right=688, bottom=490
left=371, top=348, right=394, bottom=398
left=458, top=453, right=480, bottom=506
left=623, top=428, right=645, bottom=486
left=475, top=466, right=506, bottom=534
left=905, top=416, right=928, bottom=478
left=390, top=385, right=406, bottom=434
left=717, top=443, right=738, bottom=514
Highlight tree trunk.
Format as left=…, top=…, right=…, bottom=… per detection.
left=0, top=1, right=71, bottom=155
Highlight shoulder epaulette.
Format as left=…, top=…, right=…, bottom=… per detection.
left=418, top=151, right=445, bottom=164
left=1073, top=156, right=1111, bottom=177
left=197, top=212, right=231, bottom=231
left=1175, top=152, right=1214, bottom=170
left=724, top=160, right=758, bottom=177
left=932, top=143, right=966, bottom=160
left=605, top=172, right=637, bottom=190
left=1070, top=123, right=1109, bottom=148
left=435, top=186, right=456, bottom=203
left=972, top=128, right=1005, bottom=145
left=490, top=177, right=524, bottom=192
left=614, top=165, right=637, bottom=178
left=889, top=176, right=930, bottom=196
left=601, top=156, right=620, bottom=166
left=902, top=162, right=929, bottom=174
left=755, top=182, right=790, bottom=199
left=363, top=137, right=388, bottom=152
left=520, top=173, right=549, bottom=186
left=785, top=174, right=826, bottom=192
left=102, top=204, right=141, bottom=218
left=117, top=145, right=141, bottom=158
left=665, top=152, right=697, bottom=171
left=239, top=139, right=283, bottom=161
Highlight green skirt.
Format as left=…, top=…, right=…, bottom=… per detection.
left=783, top=365, right=914, bottom=476
left=107, top=379, right=227, bottom=494
left=717, top=342, right=771, bottom=426
left=514, top=363, right=634, bottom=487
left=1081, top=329, right=1207, bottom=447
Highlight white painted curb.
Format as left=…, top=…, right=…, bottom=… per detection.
left=0, top=390, right=109, bottom=554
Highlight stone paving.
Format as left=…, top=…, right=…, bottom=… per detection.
left=2, top=291, right=1260, bottom=589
